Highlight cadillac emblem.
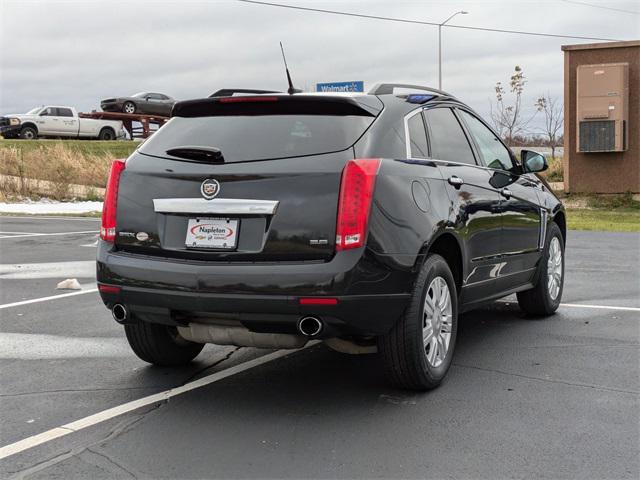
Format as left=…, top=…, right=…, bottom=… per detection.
left=201, top=179, right=220, bottom=200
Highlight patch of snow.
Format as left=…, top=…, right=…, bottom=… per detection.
left=56, top=278, right=82, bottom=290
left=0, top=200, right=102, bottom=214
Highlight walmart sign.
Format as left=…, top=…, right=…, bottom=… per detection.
left=316, top=81, right=364, bottom=93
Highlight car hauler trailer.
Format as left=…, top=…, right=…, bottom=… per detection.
left=79, top=111, right=169, bottom=139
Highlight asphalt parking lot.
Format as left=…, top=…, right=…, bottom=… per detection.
left=0, top=216, right=638, bottom=479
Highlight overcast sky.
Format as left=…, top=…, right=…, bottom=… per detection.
left=1, top=0, right=638, bottom=131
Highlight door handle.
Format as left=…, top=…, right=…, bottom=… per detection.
left=448, top=176, right=464, bottom=188
left=500, top=188, right=512, bottom=199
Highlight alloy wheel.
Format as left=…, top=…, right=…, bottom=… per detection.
left=422, top=276, right=453, bottom=367
left=547, top=236, right=563, bottom=300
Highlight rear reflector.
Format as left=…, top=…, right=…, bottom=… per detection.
left=335, top=158, right=381, bottom=251
left=218, top=96, right=279, bottom=103
left=100, top=159, right=126, bottom=242
left=98, top=284, right=121, bottom=294
left=299, top=298, right=338, bottom=305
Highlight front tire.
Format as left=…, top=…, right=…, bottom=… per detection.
left=379, top=254, right=458, bottom=391
left=122, top=101, right=136, bottom=114
left=517, top=222, right=564, bottom=316
left=124, top=321, right=204, bottom=366
left=20, top=126, right=37, bottom=139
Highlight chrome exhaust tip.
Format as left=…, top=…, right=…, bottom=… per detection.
left=298, top=316, right=323, bottom=337
left=112, top=304, right=129, bottom=324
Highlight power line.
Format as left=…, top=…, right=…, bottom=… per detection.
left=559, top=0, right=640, bottom=15
left=237, top=0, right=623, bottom=42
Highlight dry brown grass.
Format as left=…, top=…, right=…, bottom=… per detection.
left=0, top=143, right=112, bottom=200
left=543, top=155, right=564, bottom=182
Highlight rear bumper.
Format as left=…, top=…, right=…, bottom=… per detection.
left=99, top=286, right=409, bottom=337
left=97, top=241, right=415, bottom=336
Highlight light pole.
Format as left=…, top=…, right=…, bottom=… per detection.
left=438, top=10, right=468, bottom=90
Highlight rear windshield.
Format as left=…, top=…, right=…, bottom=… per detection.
left=139, top=115, right=374, bottom=162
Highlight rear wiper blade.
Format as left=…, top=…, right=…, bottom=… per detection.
left=166, top=146, right=224, bottom=163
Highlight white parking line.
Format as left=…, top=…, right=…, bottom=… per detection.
left=0, top=346, right=313, bottom=460
left=561, top=303, right=640, bottom=313
left=0, top=289, right=98, bottom=310
left=0, top=261, right=96, bottom=280
left=0, top=216, right=100, bottom=221
left=0, top=287, right=637, bottom=313
left=0, top=230, right=98, bottom=239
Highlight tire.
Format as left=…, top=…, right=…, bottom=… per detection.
left=19, top=126, right=37, bottom=140
left=517, top=222, right=564, bottom=316
left=124, top=321, right=204, bottom=366
left=122, top=101, right=136, bottom=114
left=379, top=254, right=458, bottom=391
left=99, top=127, right=115, bottom=141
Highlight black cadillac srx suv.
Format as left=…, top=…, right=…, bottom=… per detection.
left=97, top=84, right=566, bottom=390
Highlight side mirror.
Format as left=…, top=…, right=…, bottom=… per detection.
left=521, top=150, right=548, bottom=173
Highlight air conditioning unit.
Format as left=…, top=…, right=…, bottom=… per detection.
left=576, top=63, right=628, bottom=153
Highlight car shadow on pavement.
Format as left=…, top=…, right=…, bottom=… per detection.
left=25, top=301, right=638, bottom=480
left=136, top=300, right=546, bottom=397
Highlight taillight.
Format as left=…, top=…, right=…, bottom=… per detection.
left=335, top=158, right=381, bottom=251
left=100, top=159, right=126, bottom=242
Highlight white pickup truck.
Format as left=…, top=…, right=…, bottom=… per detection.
left=0, top=106, right=126, bottom=140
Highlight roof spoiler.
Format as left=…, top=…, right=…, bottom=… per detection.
left=173, top=95, right=382, bottom=118
left=368, top=83, right=455, bottom=98
left=209, top=89, right=282, bottom=98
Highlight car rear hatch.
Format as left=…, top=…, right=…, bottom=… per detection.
left=113, top=94, right=382, bottom=262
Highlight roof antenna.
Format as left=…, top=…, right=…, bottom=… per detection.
left=280, top=42, right=301, bottom=95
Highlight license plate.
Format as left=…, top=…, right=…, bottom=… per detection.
left=185, top=218, right=239, bottom=250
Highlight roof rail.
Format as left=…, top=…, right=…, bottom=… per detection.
left=209, top=88, right=282, bottom=98
left=368, top=83, right=454, bottom=98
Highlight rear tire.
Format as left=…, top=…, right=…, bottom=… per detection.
left=122, top=101, right=136, bottom=114
left=20, top=126, right=37, bottom=139
left=379, top=254, right=458, bottom=391
left=517, top=222, right=564, bottom=316
left=124, top=321, right=204, bottom=366
left=98, top=127, right=115, bottom=141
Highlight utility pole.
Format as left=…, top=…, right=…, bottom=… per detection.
left=438, top=10, right=468, bottom=90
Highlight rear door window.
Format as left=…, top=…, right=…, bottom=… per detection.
left=140, top=114, right=374, bottom=162
left=424, top=107, right=476, bottom=165
left=57, top=108, right=74, bottom=117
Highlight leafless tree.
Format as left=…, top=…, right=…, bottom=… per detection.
left=489, top=66, right=536, bottom=146
left=534, top=92, right=564, bottom=160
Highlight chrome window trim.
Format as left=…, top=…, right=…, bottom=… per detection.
left=403, top=108, right=427, bottom=159
left=406, top=155, right=517, bottom=176
left=153, top=198, right=279, bottom=215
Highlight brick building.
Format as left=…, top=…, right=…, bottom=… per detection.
left=562, top=40, right=639, bottom=193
